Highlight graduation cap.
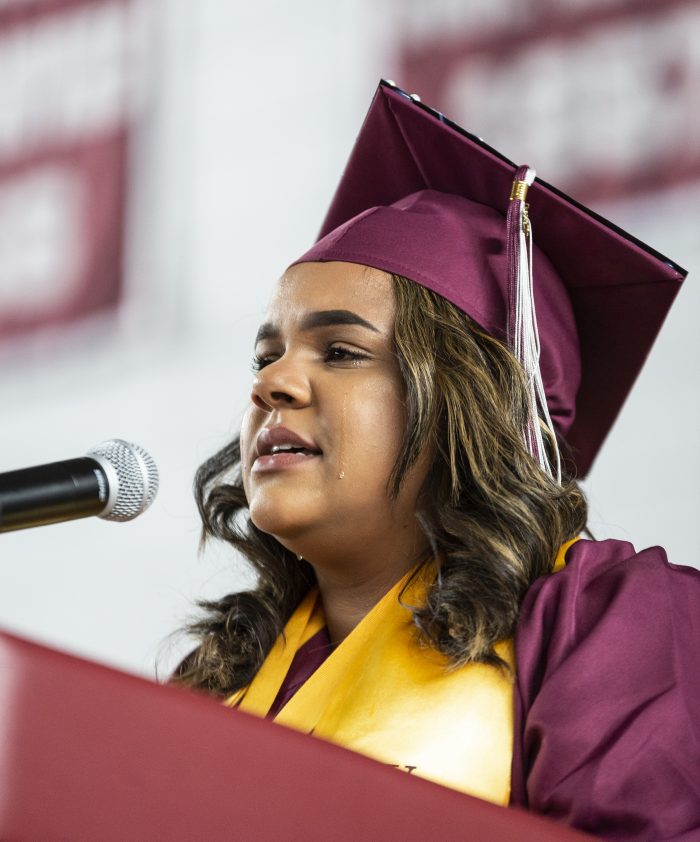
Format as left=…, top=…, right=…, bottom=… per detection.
left=291, top=80, right=686, bottom=478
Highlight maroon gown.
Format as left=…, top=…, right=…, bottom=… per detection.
left=511, top=538, right=700, bottom=840
left=270, top=539, right=700, bottom=841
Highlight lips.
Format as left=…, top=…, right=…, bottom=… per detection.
left=253, top=426, right=322, bottom=473
left=256, top=426, right=321, bottom=457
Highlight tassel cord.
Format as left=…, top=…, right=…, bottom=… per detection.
left=507, top=166, right=562, bottom=484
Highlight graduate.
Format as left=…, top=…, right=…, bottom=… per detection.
left=174, top=82, right=700, bottom=839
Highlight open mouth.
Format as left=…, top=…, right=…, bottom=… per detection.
left=253, top=427, right=323, bottom=472
left=270, top=445, right=318, bottom=456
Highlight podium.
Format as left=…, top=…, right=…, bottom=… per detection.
left=0, top=631, right=595, bottom=840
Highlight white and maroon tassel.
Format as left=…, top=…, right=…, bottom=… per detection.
left=506, top=165, right=561, bottom=483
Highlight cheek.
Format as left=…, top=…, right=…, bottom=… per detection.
left=338, top=381, right=406, bottom=479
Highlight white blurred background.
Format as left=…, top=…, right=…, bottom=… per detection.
left=0, top=0, right=698, bottom=678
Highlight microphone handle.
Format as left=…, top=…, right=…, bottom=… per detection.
left=0, top=458, right=108, bottom=533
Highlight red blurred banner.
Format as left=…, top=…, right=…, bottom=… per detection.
left=397, top=0, right=700, bottom=204
left=0, top=0, right=148, bottom=341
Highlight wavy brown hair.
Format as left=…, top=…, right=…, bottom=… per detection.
left=172, top=274, right=587, bottom=694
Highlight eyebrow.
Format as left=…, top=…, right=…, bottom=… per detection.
left=254, top=309, right=381, bottom=345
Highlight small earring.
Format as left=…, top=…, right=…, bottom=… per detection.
left=296, top=554, right=303, bottom=561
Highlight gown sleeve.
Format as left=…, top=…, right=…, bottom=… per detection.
left=510, top=539, right=700, bottom=841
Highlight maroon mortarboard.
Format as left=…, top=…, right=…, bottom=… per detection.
left=291, top=80, right=686, bottom=478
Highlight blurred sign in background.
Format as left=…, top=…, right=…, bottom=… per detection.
left=0, top=0, right=697, bottom=676
left=0, top=0, right=152, bottom=344
left=399, top=0, right=700, bottom=200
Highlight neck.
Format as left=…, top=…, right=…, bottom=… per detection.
left=313, top=548, right=425, bottom=644
left=284, top=507, right=430, bottom=643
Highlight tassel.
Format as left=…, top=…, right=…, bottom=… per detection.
left=506, top=166, right=561, bottom=483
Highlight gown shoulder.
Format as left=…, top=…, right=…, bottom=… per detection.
left=511, top=538, right=700, bottom=841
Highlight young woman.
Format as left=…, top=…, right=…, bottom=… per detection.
left=174, top=82, right=700, bottom=840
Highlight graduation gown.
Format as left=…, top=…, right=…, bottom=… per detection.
left=511, top=538, right=700, bottom=840
left=228, top=539, right=700, bottom=840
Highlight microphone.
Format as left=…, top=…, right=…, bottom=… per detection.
left=0, top=440, right=159, bottom=533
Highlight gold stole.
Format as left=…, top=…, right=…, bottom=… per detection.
left=225, top=542, right=575, bottom=804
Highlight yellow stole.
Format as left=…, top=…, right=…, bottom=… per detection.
left=225, top=541, right=575, bottom=804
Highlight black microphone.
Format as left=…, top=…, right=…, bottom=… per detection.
left=0, top=440, right=159, bottom=533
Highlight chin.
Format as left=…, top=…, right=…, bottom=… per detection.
left=248, top=498, right=317, bottom=546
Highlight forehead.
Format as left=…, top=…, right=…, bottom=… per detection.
left=267, top=261, right=395, bottom=329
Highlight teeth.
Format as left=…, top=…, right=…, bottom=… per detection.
left=271, top=444, right=293, bottom=453
left=271, top=444, right=308, bottom=454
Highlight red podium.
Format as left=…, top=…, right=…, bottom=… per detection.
left=0, top=631, right=595, bottom=840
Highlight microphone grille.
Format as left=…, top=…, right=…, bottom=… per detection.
left=87, top=439, right=159, bottom=521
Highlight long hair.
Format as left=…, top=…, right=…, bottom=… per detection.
left=172, top=274, right=587, bottom=694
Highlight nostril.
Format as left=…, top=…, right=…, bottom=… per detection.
left=270, top=391, right=295, bottom=403
left=252, top=393, right=273, bottom=412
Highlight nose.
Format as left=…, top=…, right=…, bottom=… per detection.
left=251, top=358, right=312, bottom=412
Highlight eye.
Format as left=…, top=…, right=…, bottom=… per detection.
left=324, top=345, right=369, bottom=366
left=251, top=354, right=277, bottom=372
left=251, top=344, right=370, bottom=372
